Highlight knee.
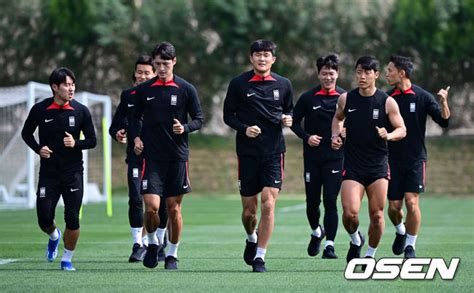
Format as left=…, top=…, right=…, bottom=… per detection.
left=405, top=198, right=419, bottom=213
left=388, top=203, right=402, bottom=215
left=306, top=195, right=321, bottom=207
left=342, top=210, right=357, bottom=223
left=261, top=197, right=275, bottom=215
left=322, top=197, right=337, bottom=212
left=242, top=206, right=257, bottom=220
left=65, top=210, right=80, bottom=230
left=370, top=211, right=384, bottom=227
left=167, top=203, right=181, bottom=218
left=38, top=216, right=54, bottom=231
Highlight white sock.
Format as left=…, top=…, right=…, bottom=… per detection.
left=350, top=230, right=361, bottom=246
left=247, top=231, right=257, bottom=243
left=147, top=232, right=159, bottom=245
left=365, top=245, right=377, bottom=258
left=142, top=235, right=149, bottom=247
left=405, top=234, right=417, bottom=249
left=312, top=226, right=322, bottom=237
left=156, top=228, right=166, bottom=245
left=61, top=248, right=74, bottom=262
left=395, top=223, right=406, bottom=235
left=166, top=242, right=179, bottom=258
left=325, top=240, right=334, bottom=248
left=131, top=227, right=143, bottom=245
left=49, top=228, right=59, bottom=241
left=255, top=247, right=267, bottom=261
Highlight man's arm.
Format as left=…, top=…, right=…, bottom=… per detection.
left=427, top=86, right=450, bottom=127
left=109, top=91, right=128, bottom=143
left=281, top=79, right=294, bottom=127
left=290, top=94, right=310, bottom=141
left=380, top=97, right=406, bottom=141
left=223, top=79, right=249, bottom=134
left=74, top=107, right=97, bottom=150
left=21, top=105, right=42, bottom=153
left=331, top=93, right=346, bottom=150
left=183, top=85, right=204, bottom=133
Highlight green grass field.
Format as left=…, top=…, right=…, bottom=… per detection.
left=1, top=195, right=473, bottom=292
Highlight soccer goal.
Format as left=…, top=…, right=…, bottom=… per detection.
left=0, top=82, right=112, bottom=213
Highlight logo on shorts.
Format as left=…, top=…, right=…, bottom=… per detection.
left=313, top=105, right=321, bottom=110
left=331, top=170, right=340, bottom=174
left=419, top=185, right=423, bottom=189
left=146, top=97, right=156, bottom=101
left=348, top=108, right=357, bottom=113
left=39, top=187, right=46, bottom=198
left=70, top=188, right=79, bottom=192
left=372, top=109, right=379, bottom=120
left=127, top=103, right=134, bottom=108
left=274, top=180, right=281, bottom=184
left=273, top=89, right=280, bottom=100
left=410, top=102, right=416, bottom=112
left=44, top=119, right=54, bottom=123
left=183, top=184, right=189, bottom=189
left=69, top=116, right=75, bottom=127
left=305, top=172, right=310, bottom=182
left=171, top=95, right=177, bottom=105
left=132, top=168, right=139, bottom=178
left=143, top=179, right=148, bottom=190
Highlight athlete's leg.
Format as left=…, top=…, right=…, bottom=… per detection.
left=341, top=180, right=364, bottom=234
left=365, top=178, right=388, bottom=249
left=241, top=195, right=258, bottom=234
left=404, top=192, right=420, bottom=253
left=166, top=195, right=183, bottom=245
left=258, top=187, right=279, bottom=249
left=388, top=199, right=404, bottom=225
left=143, top=194, right=161, bottom=235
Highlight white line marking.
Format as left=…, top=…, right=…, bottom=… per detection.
left=278, top=203, right=306, bottom=213
left=0, top=259, right=17, bottom=265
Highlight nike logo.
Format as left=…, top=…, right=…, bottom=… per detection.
left=146, top=97, right=155, bottom=101
left=183, top=185, right=189, bottom=189
left=348, top=109, right=357, bottom=112
left=313, top=106, right=321, bottom=110
left=45, top=119, right=54, bottom=123
left=247, top=93, right=255, bottom=97
left=274, top=180, right=281, bottom=184
left=70, top=188, right=79, bottom=192
left=331, top=170, right=340, bottom=174
left=127, top=104, right=134, bottom=107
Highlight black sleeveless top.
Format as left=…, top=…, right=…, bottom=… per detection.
left=343, top=88, right=389, bottom=174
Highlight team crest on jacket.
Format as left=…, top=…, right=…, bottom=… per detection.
left=410, top=102, right=416, bottom=112
left=69, top=116, right=75, bottom=127
left=171, top=95, right=177, bottom=105
left=372, top=109, right=379, bottom=120
left=273, top=89, right=280, bottom=100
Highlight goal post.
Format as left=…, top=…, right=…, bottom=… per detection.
left=0, top=81, right=112, bottom=215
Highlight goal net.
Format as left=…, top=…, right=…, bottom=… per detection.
left=0, top=82, right=112, bottom=211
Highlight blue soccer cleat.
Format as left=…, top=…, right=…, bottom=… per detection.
left=46, top=228, right=61, bottom=262
left=60, top=261, right=76, bottom=271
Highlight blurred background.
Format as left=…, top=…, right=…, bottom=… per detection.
left=0, top=0, right=472, bottom=196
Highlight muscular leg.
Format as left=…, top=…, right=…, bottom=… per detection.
left=143, top=194, right=161, bottom=233
left=257, top=187, right=279, bottom=249
left=405, top=193, right=420, bottom=235
left=365, top=179, right=388, bottom=248
left=341, top=180, right=365, bottom=234
left=166, top=195, right=183, bottom=245
left=388, top=199, right=404, bottom=226
left=241, top=195, right=258, bottom=234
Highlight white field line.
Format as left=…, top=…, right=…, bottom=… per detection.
left=0, top=259, right=17, bottom=265
left=278, top=203, right=306, bottom=213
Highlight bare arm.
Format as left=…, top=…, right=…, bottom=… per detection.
left=384, top=97, right=406, bottom=141
left=437, top=86, right=451, bottom=120
left=331, top=93, right=346, bottom=150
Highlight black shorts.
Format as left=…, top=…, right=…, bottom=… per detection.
left=238, top=153, right=284, bottom=197
left=342, top=164, right=390, bottom=188
left=388, top=159, right=426, bottom=200
left=36, top=171, right=84, bottom=230
left=141, top=160, right=191, bottom=197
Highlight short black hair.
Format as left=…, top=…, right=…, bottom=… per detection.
left=49, top=67, right=76, bottom=93
left=250, top=39, right=277, bottom=56
left=316, top=54, right=339, bottom=72
left=151, top=42, right=176, bottom=60
left=355, top=56, right=379, bottom=72
left=389, top=54, right=414, bottom=78
left=135, top=55, right=155, bottom=72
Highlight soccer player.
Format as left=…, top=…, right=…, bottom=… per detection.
left=130, top=42, right=203, bottom=270
left=109, top=55, right=169, bottom=262
left=21, top=67, right=97, bottom=271
left=385, top=55, right=450, bottom=258
left=291, top=54, right=345, bottom=259
left=331, top=56, right=406, bottom=263
left=223, top=40, right=294, bottom=272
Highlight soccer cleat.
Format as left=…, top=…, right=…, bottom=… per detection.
left=143, top=244, right=160, bottom=268
left=392, top=232, right=407, bottom=255
left=60, top=261, right=76, bottom=271
left=404, top=245, right=416, bottom=259
left=129, top=243, right=146, bottom=262
left=346, top=231, right=365, bottom=263
left=243, top=240, right=257, bottom=265
left=46, top=228, right=61, bottom=262
left=252, top=257, right=266, bottom=273
left=164, top=255, right=178, bottom=270
left=322, top=245, right=338, bottom=259
left=307, top=226, right=326, bottom=256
